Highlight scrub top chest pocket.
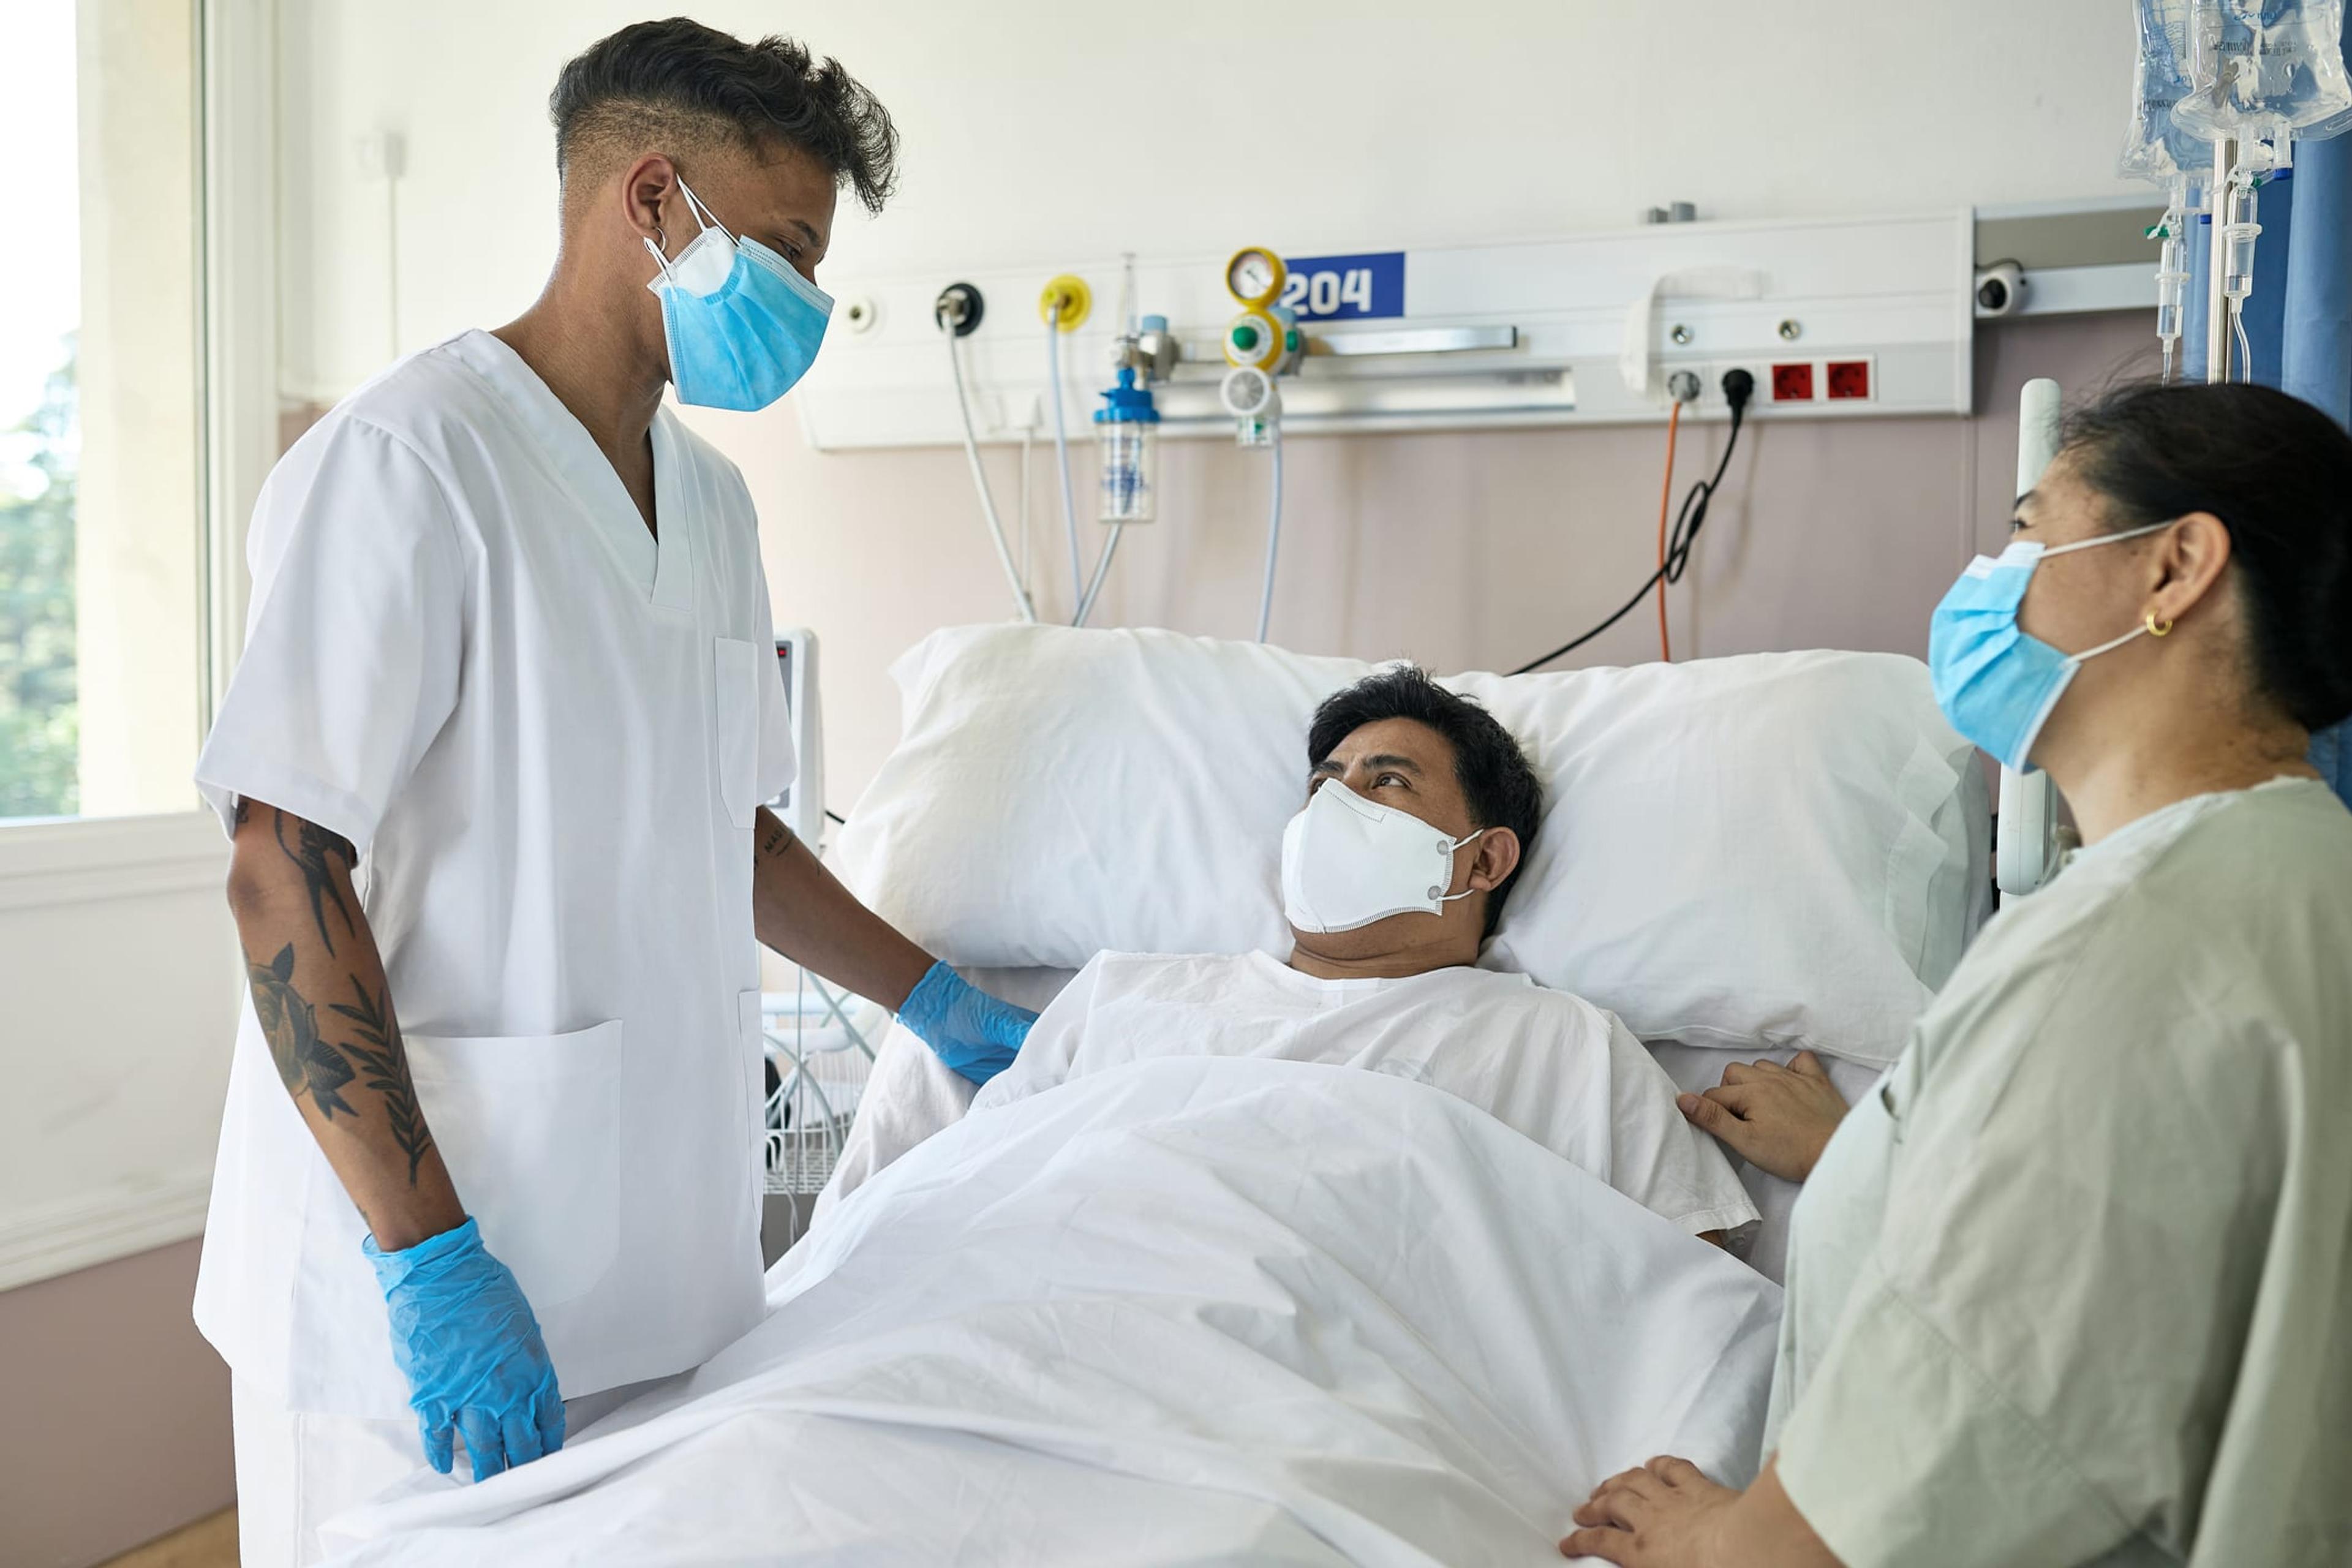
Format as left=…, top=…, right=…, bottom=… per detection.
left=713, top=637, right=763, bottom=829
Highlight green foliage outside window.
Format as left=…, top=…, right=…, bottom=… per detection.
left=0, top=341, right=79, bottom=819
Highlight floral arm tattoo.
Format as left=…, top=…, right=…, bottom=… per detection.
left=236, top=807, right=435, bottom=1188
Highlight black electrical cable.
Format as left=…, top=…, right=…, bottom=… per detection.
left=1512, top=371, right=1754, bottom=676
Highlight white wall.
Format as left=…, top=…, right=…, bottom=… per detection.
left=276, top=0, right=2152, bottom=802
left=283, top=0, right=2142, bottom=398
left=0, top=815, right=236, bottom=1292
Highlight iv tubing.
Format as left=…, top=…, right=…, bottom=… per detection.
left=1018, top=426, right=1033, bottom=593
left=1047, top=308, right=1083, bottom=610
left=944, top=329, right=1037, bottom=624
left=1654, top=401, right=1682, bottom=663
left=1074, top=524, right=1125, bottom=627
left=1257, top=425, right=1286, bottom=643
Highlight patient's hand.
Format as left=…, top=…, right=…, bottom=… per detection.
left=1676, top=1051, right=1846, bottom=1183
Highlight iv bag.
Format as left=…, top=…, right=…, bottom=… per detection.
left=2124, top=0, right=2215, bottom=182
left=2171, top=0, right=2352, bottom=140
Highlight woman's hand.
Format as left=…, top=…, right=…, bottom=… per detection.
left=1564, top=1460, right=1841, bottom=1567
left=1676, top=1050, right=1847, bottom=1183
left=1561, top=1455, right=1739, bottom=1564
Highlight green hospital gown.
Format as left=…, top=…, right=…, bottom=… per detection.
left=1769, top=777, right=2352, bottom=1567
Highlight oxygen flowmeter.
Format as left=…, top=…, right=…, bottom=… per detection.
left=1216, top=246, right=1299, bottom=643
left=1221, top=246, right=1303, bottom=447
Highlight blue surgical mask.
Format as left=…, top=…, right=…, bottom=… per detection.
left=1928, top=521, right=2170, bottom=771
left=643, top=178, right=831, bottom=412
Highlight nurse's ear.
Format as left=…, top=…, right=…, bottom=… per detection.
left=617, top=152, right=686, bottom=259
left=1464, top=827, right=1521, bottom=895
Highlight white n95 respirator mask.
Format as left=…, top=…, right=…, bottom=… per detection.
left=1280, top=780, right=1488, bottom=935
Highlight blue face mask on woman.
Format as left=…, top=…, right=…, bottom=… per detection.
left=643, top=178, right=832, bottom=412
left=1928, top=521, right=2173, bottom=771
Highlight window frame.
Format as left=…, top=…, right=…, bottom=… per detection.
left=0, top=0, right=274, bottom=881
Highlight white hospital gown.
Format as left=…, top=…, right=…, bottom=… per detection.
left=1771, top=777, right=2352, bottom=1567
left=976, top=950, right=1759, bottom=1237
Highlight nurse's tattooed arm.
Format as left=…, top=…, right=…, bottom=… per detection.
left=225, top=800, right=465, bottom=1250
left=751, top=807, right=935, bottom=1011
left=272, top=810, right=358, bottom=955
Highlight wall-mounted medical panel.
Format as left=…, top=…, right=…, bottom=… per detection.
left=793, top=210, right=1975, bottom=450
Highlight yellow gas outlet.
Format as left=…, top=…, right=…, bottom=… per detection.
left=1039, top=274, right=1093, bottom=331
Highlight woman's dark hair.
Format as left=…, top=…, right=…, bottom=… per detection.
left=551, top=18, right=899, bottom=214
left=1306, top=667, right=1545, bottom=937
left=2060, top=380, right=2352, bottom=733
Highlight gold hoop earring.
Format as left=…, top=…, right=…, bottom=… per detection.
left=2146, top=613, right=2174, bottom=638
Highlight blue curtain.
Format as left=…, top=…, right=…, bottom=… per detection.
left=2287, top=129, right=2352, bottom=802
left=2180, top=115, right=2352, bottom=804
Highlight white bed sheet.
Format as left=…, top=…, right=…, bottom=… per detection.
left=323, top=1056, right=1782, bottom=1566
left=819, top=970, right=1866, bottom=1284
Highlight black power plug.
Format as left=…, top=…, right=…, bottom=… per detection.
left=1511, top=363, right=1758, bottom=674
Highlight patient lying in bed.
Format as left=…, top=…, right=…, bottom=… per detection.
left=970, top=665, right=1758, bottom=1242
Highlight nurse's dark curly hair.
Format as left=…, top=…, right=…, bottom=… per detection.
left=551, top=17, right=899, bottom=214
left=1306, top=667, right=1544, bottom=938
left=2060, top=380, right=2352, bottom=734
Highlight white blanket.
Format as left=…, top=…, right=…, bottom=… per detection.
left=323, top=1057, right=1782, bottom=1566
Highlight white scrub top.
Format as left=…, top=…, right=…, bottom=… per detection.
left=1768, top=777, right=2352, bottom=1567
left=192, top=330, right=796, bottom=1417
left=978, top=950, right=1760, bottom=1237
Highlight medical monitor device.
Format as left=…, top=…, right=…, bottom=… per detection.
left=768, top=627, right=826, bottom=847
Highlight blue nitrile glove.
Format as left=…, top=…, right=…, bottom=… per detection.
left=363, top=1216, right=565, bottom=1482
left=898, top=959, right=1038, bottom=1086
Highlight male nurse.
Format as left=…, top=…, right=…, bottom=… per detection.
left=192, top=21, right=1027, bottom=1565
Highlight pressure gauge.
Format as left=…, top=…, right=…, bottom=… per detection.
left=1225, top=246, right=1286, bottom=309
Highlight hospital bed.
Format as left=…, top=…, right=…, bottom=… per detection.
left=814, top=624, right=1991, bottom=1283
left=317, top=622, right=1988, bottom=1566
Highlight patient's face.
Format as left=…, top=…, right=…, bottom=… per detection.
left=1307, top=718, right=1480, bottom=841
left=1290, top=718, right=1496, bottom=973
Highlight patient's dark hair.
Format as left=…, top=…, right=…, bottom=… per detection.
left=550, top=18, right=899, bottom=214
left=1306, top=667, right=1544, bottom=937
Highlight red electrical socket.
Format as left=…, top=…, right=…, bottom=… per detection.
left=1771, top=362, right=1815, bottom=401
left=1826, top=360, right=1872, bottom=399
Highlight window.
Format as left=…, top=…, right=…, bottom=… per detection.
left=0, top=0, right=204, bottom=823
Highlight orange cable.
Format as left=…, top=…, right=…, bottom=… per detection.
left=1655, top=400, right=1682, bottom=662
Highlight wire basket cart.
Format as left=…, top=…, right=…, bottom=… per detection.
left=761, top=976, right=880, bottom=1197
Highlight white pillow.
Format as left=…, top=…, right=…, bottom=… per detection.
left=832, top=625, right=1983, bottom=1065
